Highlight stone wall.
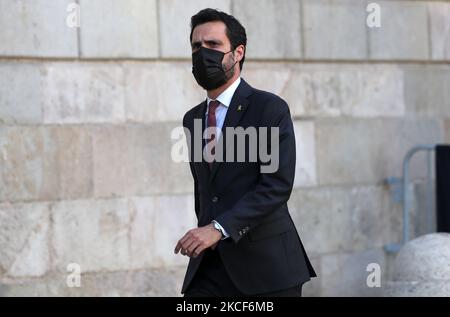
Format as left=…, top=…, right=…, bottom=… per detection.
left=0, top=0, right=449, bottom=296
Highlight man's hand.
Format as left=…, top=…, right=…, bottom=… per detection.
left=174, top=224, right=222, bottom=258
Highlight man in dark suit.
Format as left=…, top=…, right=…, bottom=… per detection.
left=174, top=8, right=316, bottom=297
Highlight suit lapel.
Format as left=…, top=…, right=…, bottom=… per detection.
left=209, top=79, right=253, bottom=183
left=192, top=99, right=210, bottom=177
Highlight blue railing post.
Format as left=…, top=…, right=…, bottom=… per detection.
left=385, top=144, right=436, bottom=253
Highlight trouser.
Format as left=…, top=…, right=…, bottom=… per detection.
left=184, top=248, right=303, bottom=297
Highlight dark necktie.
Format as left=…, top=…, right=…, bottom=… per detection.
left=206, top=100, right=220, bottom=169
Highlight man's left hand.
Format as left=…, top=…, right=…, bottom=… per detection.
left=174, top=224, right=222, bottom=258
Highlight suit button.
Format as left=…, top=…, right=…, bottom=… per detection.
left=212, top=196, right=219, bottom=203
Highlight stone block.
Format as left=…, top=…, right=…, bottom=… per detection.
left=43, top=63, right=125, bottom=124
left=315, top=118, right=443, bottom=185
left=0, top=62, right=44, bottom=124
left=0, top=125, right=94, bottom=202
left=289, top=187, right=353, bottom=255
left=51, top=198, right=131, bottom=273
left=0, top=266, right=186, bottom=296
left=402, top=64, right=450, bottom=118
left=369, top=1, right=429, bottom=60
left=428, top=2, right=450, bottom=60
left=55, top=126, right=93, bottom=199
left=0, top=126, right=59, bottom=201
left=92, top=123, right=193, bottom=198
left=303, top=0, right=367, bottom=59
left=128, top=195, right=195, bottom=269
left=79, top=0, right=158, bottom=58
left=0, top=0, right=78, bottom=57
left=242, top=63, right=405, bottom=118
left=241, top=63, right=296, bottom=109
left=319, top=249, right=385, bottom=297
left=289, top=185, right=393, bottom=255
left=51, top=195, right=196, bottom=273
left=150, top=195, right=197, bottom=268
left=0, top=202, right=50, bottom=277
left=233, top=0, right=302, bottom=59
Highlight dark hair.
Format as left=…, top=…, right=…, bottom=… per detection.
left=190, top=8, right=247, bottom=70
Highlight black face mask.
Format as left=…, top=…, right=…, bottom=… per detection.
left=192, top=46, right=238, bottom=90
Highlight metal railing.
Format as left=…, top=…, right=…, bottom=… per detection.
left=384, top=144, right=436, bottom=253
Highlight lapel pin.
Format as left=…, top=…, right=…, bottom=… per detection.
left=237, top=105, right=242, bottom=111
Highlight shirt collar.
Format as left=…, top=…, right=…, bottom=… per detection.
left=206, top=77, right=241, bottom=112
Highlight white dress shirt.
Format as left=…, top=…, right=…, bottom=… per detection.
left=205, top=77, right=241, bottom=141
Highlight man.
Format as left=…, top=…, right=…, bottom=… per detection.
left=175, top=8, right=316, bottom=297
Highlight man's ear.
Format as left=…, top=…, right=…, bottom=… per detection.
left=236, top=45, right=245, bottom=62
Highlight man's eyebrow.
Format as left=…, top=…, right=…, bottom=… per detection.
left=205, top=39, right=223, bottom=45
left=191, top=39, right=223, bottom=47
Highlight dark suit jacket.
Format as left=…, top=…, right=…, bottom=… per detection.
left=181, top=78, right=316, bottom=295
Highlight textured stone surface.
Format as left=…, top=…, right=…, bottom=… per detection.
left=0, top=202, right=50, bottom=277
left=92, top=123, right=193, bottom=197
left=233, top=0, right=301, bottom=59
left=288, top=185, right=393, bottom=255
left=150, top=195, right=196, bottom=268
left=0, top=0, right=78, bottom=57
left=159, top=0, right=231, bottom=58
left=303, top=0, right=367, bottom=59
left=128, top=195, right=195, bottom=269
left=51, top=195, right=195, bottom=273
left=393, top=233, right=450, bottom=282
left=126, top=61, right=405, bottom=122
left=55, top=127, right=93, bottom=199
left=1, top=62, right=128, bottom=125
left=369, top=1, right=429, bottom=60
left=0, top=126, right=59, bottom=201
left=124, top=61, right=204, bottom=123
left=0, top=62, right=44, bottom=124
left=0, top=267, right=186, bottom=296
left=384, top=281, right=450, bottom=297
left=318, top=249, right=385, bottom=297
left=0, top=0, right=446, bottom=298
left=242, top=63, right=405, bottom=118
left=293, top=120, right=316, bottom=187
left=0, top=61, right=407, bottom=125
left=428, top=2, right=450, bottom=60
left=43, top=63, right=125, bottom=124
left=79, top=0, right=158, bottom=58
left=385, top=233, right=450, bottom=297
left=51, top=198, right=131, bottom=273
left=315, top=118, right=443, bottom=185
left=402, top=64, right=450, bottom=118
left=0, top=126, right=93, bottom=202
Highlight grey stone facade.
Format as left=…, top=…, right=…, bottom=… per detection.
left=0, top=0, right=449, bottom=296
